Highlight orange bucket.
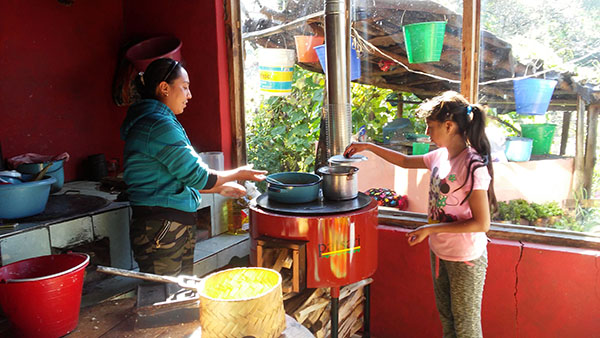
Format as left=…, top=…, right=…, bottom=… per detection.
left=294, top=35, right=324, bottom=63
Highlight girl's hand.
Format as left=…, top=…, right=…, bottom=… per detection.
left=235, top=164, right=267, bottom=182
left=343, top=142, right=371, bottom=158
left=406, top=226, right=431, bottom=246
left=216, top=181, right=247, bottom=198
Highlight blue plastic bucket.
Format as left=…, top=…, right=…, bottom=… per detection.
left=314, top=43, right=361, bottom=80
left=513, top=78, right=557, bottom=115
left=17, top=160, right=64, bottom=193
left=504, top=137, right=533, bottom=162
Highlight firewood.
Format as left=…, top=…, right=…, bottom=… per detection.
left=271, top=248, right=289, bottom=272
left=339, top=278, right=372, bottom=301
left=304, top=299, right=330, bottom=326
left=282, top=254, right=294, bottom=269
left=284, top=288, right=315, bottom=314
left=295, top=298, right=329, bottom=324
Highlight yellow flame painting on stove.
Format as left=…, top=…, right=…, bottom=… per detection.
left=318, top=216, right=359, bottom=279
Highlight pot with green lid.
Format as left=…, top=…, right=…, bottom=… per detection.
left=317, top=166, right=359, bottom=201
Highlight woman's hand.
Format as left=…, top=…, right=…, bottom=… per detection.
left=235, top=164, right=267, bottom=182
left=216, top=181, right=247, bottom=198
left=406, top=226, right=432, bottom=246
left=343, top=142, right=371, bottom=158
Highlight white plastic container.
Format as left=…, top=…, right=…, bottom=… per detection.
left=258, top=48, right=295, bottom=96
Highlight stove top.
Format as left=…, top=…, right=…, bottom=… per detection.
left=254, top=192, right=373, bottom=215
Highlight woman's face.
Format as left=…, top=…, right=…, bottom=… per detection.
left=160, top=67, right=192, bottom=115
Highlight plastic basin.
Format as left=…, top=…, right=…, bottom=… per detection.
left=125, top=36, right=182, bottom=72
left=266, top=172, right=322, bottom=204
left=0, top=176, right=56, bottom=219
left=16, top=160, right=64, bottom=193
left=0, top=253, right=89, bottom=338
left=513, top=78, right=557, bottom=115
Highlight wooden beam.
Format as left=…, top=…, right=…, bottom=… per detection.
left=572, top=96, right=586, bottom=199
left=560, top=111, right=572, bottom=156
left=226, top=0, right=247, bottom=167
left=583, top=104, right=599, bottom=195
left=461, top=0, right=481, bottom=103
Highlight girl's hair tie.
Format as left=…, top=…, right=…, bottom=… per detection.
left=139, top=72, right=145, bottom=86
left=466, top=105, right=473, bottom=115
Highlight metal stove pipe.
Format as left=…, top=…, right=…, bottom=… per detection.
left=324, top=0, right=352, bottom=157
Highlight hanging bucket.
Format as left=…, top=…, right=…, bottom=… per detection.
left=521, top=123, right=556, bottom=155
left=0, top=253, right=90, bottom=338
left=258, top=48, right=295, bottom=96
left=125, top=36, right=182, bottom=72
left=314, top=43, right=362, bottom=80
left=504, top=137, right=533, bottom=162
left=513, top=78, right=557, bottom=115
left=294, top=35, right=324, bottom=63
left=403, top=21, right=446, bottom=64
left=412, top=142, right=430, bottom=155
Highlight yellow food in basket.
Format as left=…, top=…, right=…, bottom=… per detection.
left=202, top=268, right=280, bottom=300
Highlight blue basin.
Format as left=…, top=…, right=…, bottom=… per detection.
left=16, top=160, right=64, bottom=193
left=0, top=176, right=56, bottom=219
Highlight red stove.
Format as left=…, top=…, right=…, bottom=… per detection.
left=249, top=192, right=378, bottom=337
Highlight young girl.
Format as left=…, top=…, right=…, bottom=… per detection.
left=344, top=91, right=496, bottom=338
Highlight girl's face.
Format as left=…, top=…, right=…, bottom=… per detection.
left=160, top=68, right=192, bottom=115
left=426, top=119, right=454, bottom=147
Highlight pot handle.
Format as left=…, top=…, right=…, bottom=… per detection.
left=346, top=167, right=358, bottom=180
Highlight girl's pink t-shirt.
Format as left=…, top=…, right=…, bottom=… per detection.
left=422, top=147, right=491, bottom=261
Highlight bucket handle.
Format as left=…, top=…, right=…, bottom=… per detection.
left=522, top=59, right=544, bottom=78
left=266, top=34, right=288, bottom=49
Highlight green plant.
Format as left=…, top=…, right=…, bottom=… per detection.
left=495, top=199, right=563, bottom=224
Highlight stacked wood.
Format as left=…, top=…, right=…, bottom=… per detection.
left=256, top=237, right=306, bottom=296
left=284, top=278, right=373, bottom=338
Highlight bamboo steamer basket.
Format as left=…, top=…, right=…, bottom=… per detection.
left=197, top=267, right=286, bottom=338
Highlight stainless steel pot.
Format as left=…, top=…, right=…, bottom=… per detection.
left=317, top=166, right=359, bottom=200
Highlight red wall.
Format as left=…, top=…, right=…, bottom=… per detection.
left=0, top=0, right=125, bottom=180
left=371, top=226, right=600, bottom=337
left=0, top=0, right=232, bottom=181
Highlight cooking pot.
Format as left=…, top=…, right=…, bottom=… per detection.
left=266, top=172, right=322, bottom=204
left=317, top=166, right=359, bottom=200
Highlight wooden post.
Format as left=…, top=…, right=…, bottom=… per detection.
left=572, top=96, right=586, bottom=200
left=397, top=92, right=403, bottom=118
left=560, top=111, right=572, bottom=156
left=461, top=0, right=481, bottom=103
left=583, top=104, right=599, bottom=195
left=225, top=0, right=247, bottom=167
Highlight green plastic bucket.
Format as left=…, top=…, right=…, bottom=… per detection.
left=521, top=124, right=556, bottom=155
left=403, top=21, right=446, bottom=64
left=412, top=142, right=430, bottom=155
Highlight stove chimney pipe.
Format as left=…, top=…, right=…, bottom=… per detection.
left=324, top=0, right=352, bottom=157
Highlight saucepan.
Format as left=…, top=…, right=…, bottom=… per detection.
left=317, top=165, right=359, bottom=200
left=266, top=172, right=322, bottom=204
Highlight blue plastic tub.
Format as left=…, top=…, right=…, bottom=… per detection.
left=314, top=43, right=361, bottom=80
left=504, top=137, right=533, bottom=162
left=513, top=78, right=557, bottom=115
left=16, top=160, right=64, bottom=193
left=0, top=176, right=56, bottom=219
left=266, top=172, right=322, bottom=204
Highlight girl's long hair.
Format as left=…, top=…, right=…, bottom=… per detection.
left=417, top=91, right=497, bottom=213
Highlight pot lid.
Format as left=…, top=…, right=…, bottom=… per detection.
left=328, top=154, right=367, bottom=164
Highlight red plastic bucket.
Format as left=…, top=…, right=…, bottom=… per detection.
left=125, top=36, right=182, bottom=72
left=0, top=253, right=90, bottom=337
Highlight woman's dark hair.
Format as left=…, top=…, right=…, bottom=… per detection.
left=417, top=91, right=497, bottom=213
left=132, top=58, right=182, bottom=100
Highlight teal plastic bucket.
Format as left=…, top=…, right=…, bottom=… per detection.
left=504, top=137, right=533, bottom=162
left=403, top=21, right=446, bottom=63
left=17, top=160, right=64, bottom=193
left=412, top=142, right=430, bottom=155
left=521, top=124, right=556, bottom=155
left=314, top=43, right=361, bottom=80
left=513, top=78, right=557, bottom=115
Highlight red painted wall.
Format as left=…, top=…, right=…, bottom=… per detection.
left=0, top=0, right=232, bottom=181
left=371, top=226, right=600, bottom=337
left=0, top=0, right=125, bottom=180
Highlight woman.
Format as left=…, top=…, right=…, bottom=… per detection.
left=121, top=58, right=266, bottom=276
left=345, top=91, right=496, bottom=337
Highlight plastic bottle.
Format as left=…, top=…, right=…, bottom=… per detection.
left=225, top=182, right=261, bottom=235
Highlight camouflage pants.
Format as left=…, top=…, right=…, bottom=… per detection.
left=130, top=218, right=195, bottom=276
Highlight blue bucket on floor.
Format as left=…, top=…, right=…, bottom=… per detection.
left=504, top=137, right=533, bottom=162
left=513, top=78, right=557, bottom=115
left=16, top=160, right=64, bottom=193
left=314, top=43, right=361, bottom=80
